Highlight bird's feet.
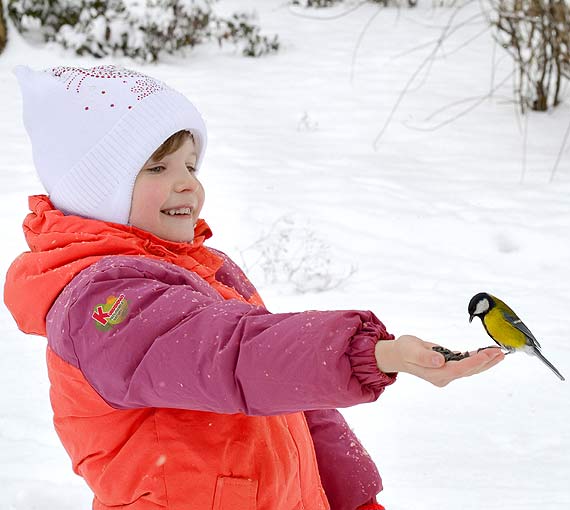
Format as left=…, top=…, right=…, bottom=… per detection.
left=477, top=346, right=509, bottom=354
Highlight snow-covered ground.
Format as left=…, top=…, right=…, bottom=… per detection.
left=1, top=1, right=569, bottom=509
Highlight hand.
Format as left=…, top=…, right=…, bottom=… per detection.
left=374, top=335, right=504, bottom=387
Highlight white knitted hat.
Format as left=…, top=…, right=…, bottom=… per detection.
left=15, top=64, right=207, bottom=225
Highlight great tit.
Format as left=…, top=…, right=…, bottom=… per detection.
left=468, top=292, right=565, bottom=381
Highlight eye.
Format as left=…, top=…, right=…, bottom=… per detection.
left=146, top=165, right=165, bottom=174
left=186, top=165, right=198, bottom=174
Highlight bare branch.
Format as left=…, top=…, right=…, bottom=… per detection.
left=403, top=70, right=513, bottom=131
left=373, top=0, right=482, bottom=147
left=550, top=112, right=570, bottom=182
left=350, top=3, right=385, bottom=83
left=520, top=110, right=529, bottom=183
left=288, top=0, right=369, bottom=21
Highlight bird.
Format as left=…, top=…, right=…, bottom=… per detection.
left=468, top=292, right=565, bottom=381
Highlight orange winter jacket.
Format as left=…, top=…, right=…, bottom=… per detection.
left=4, top=196, right=396, bottom=510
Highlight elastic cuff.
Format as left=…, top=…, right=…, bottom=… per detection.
left=348, top=320, right=397, bottom=392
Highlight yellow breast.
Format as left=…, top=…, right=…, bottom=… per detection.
left=483, top=308, right=527, bottom=349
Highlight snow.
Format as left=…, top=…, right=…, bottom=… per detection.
left=1, top=1, right=569, bottom=509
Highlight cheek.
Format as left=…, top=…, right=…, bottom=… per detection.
left=190, top=180, right=205, bottom=215
left=197, top=183, right=206, bottom=208
left=130, top=179, right=164, bottom=224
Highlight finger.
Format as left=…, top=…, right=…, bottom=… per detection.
left=438, top=349, right=503, bottom=379
left=468, top=351, right=505, bottom=375
left=468, top=346, right=502, bottom=356
left=407, top=340, right=447, bottom=368
left=472, top=348, right=505, bottom=365
left=411, top=347, right=446, bottom=369
left=454, top=349, right=504, bottom=378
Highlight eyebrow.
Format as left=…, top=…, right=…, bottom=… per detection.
left=146, top=152, right=198, bottom=164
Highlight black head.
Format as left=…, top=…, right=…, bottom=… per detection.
left=468, top=292, right=495, bottom=322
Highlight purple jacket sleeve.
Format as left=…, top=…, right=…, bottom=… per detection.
left=47, top=255, right=396, bottom=415
left=305, top=409, right=382, bottom=510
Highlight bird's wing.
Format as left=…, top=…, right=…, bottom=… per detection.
left=501, top=309, right=541, bottom=349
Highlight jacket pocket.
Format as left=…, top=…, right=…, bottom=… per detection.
left=212, top=476, right=258, bottom=510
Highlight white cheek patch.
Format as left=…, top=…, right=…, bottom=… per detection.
left=475, top=299, right=490, bottom=315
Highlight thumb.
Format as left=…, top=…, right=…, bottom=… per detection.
left=398, top=335, right=445, bottom=368
left=414, top=342, right=445, bottom=368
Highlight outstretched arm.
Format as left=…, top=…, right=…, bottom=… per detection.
left=47, top=256, right=397, bottom=415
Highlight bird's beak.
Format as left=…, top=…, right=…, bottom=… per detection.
left=469, top=315, right=474, bottom=323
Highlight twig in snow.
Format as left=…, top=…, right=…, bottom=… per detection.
left=372, top=0, right=478, bottom=148
left=520, top=111, right=528, bottom=183
left=403, top=70, right=514, bottom=131
left=511, top=59, right=524, bottom=135
left=549, top=114, right=570, bottom=182
left=288, top=0, right=369, bottom=21
left=350, top=3, right=385, bottom=84
left=390, top=10, right=486, bottom=60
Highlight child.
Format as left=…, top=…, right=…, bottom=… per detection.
left=4, top=65, right=503, bottom=510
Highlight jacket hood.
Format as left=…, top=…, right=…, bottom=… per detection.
left=4, top=194, right=222, bottom=336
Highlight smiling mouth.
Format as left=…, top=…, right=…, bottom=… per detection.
left=161, top=207, right=193, bottom=217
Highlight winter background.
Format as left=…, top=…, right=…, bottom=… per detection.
left=1, top=1, right=569, bottom=509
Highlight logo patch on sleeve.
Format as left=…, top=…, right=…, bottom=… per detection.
left=92, top=294, right=128, bottom=331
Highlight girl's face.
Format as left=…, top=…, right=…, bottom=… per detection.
left=129, top=136, right=205, bottom=243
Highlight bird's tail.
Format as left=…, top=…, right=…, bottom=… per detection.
left=533, top=349, right=565, bottom=381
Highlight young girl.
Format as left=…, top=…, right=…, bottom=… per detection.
left=4, top=65, right=503, bottom=510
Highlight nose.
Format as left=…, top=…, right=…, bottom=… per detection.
left=173, top=165, right=199, bottom=193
